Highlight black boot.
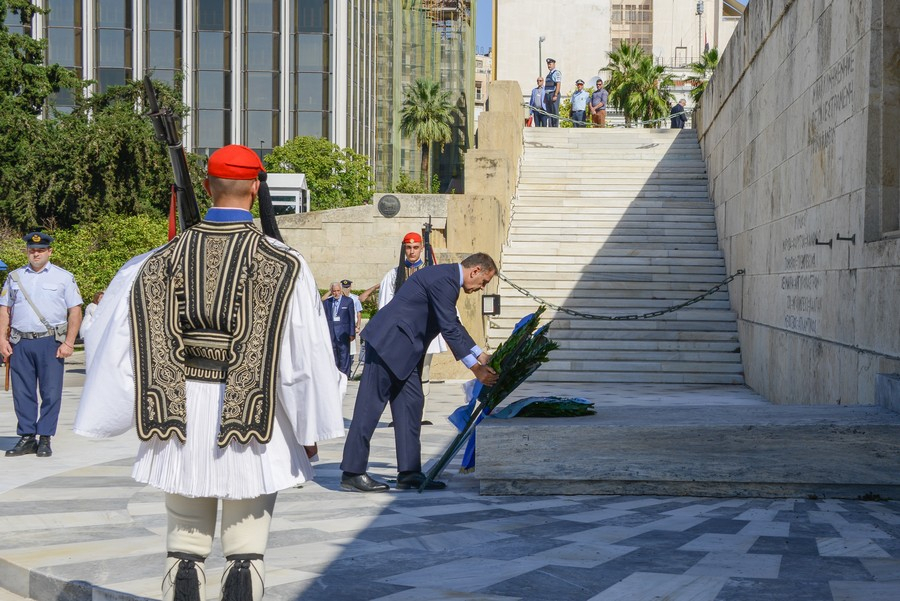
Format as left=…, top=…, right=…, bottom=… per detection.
left=36, top=436, right=52, bottom=457
left=6, top=435, right=37, bottom=457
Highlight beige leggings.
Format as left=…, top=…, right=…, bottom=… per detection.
left=162, top=492, right=277, bottom=601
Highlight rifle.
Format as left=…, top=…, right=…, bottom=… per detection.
left=143, top=76, right=201, bottom=232
left=423, top=216, right=436, bottom=266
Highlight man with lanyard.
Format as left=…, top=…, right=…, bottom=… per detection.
left=0, top=232, right=82, bottom=458
left=324, top=281, right=356, bottom=376
left=529, top=76, right=546, bottom=127
left=340, top=279, right=363, bottom=368
left=570, top=79, right=589, bottom=127
left=590, top=78, right=609, bottom=128
left=544, top=58, right=562, bottom=127
left=378, top=232, right=448, bottom=424
left=75, top=145, right=345, bottom=601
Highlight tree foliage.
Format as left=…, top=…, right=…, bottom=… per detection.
left=0, top=213, right=168, bottom=300
left=0, top=5, right=207, bottom=231
left=688, top=48, right=720, bottom=105
left=399, top=78, right=455, bottom=181
left=0, top=0, right=84, bottom=115
left=264, top=136, right=373, bottom=211
left=603, top=41, right=675, bottom=127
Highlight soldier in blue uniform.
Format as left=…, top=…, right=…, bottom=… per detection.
left=544, top=58, right=562, bottom=127
left=0, top=232, right=83, bottom=458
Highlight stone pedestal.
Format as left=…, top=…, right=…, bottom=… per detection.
left=477, top=404, right=900, bottom=498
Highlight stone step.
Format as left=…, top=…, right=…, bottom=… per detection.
left=501, top=247, right=725, bottom=258
left=502, top=338, right=740, bottom=351
left=509, top=217, right=716, bottom=228
left=503, top=237, right=722, bottom=249
left=477, top=405, right=900, bottom=497
left=506, top=235, right=721, bottom=246
left=489, top=329, right=741, bottom=342
left=534, top=358, right=744, bottom=372
left=511, top=207, right=714, bottom=217
left=513, top=191, right=710, bottom=199
left=501, top=256, right=725, bottom=268
left=490, top=316, right=740, bottom=331
left=512, top=200, right=714, bottom=209
left=523, top=370, right=745, bottom=384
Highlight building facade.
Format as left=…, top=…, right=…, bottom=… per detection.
left=11, top=0, right=375, bottom=161
left=374, top=0, right=474, bottom=191
left=495, top=0, right=745, bottom=105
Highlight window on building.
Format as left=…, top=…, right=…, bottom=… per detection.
left=94, top=0, right=132, bottom=93
left=291, top=0, right=331, bottom=139
left=610, top=2, right=653, bottom=54
left=145, top=0, right=181, bottom=86
left=44, top=0, right=82, bottom=112
left=194, top=0, right=232, bottom=155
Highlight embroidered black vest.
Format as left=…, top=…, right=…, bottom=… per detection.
left=130, top=221, right=300, bottom=447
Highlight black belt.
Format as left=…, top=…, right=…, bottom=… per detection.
left=15, top=330, right=53, bottom=340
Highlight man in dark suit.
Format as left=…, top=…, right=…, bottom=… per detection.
left=670, top=98, right=687, bottom=128
left=323, top=281, right=356, bottom=376
left=340, top=253, right=500, bottom=492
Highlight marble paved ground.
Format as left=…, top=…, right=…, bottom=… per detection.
left=1, top=354, right=899, bottom=600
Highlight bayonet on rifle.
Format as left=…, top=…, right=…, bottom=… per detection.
left=143, top=76, right=201, bottom=232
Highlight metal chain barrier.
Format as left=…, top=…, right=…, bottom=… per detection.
left=496, top=269, right=744, bottom=320
left=525, top=103, right=693, bottom=128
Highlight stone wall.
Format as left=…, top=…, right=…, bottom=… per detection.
left=276, top=194, right=448, bottom=291
left=697, top=0, right=900, bottom=404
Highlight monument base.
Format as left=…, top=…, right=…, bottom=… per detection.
left=477, top=400, right=900, bottom=499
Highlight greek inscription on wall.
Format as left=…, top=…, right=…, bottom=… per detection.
left=780, top=213, right=822, bottom=334
left=808, top=51, right=855, bottom=152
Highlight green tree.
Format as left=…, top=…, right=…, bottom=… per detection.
left=265, top=136, right=373, bottom=211
left=604, top=43, right=675, bottom=127
left=0, top=0, right=84, bottom=115
left=0, top=214, right=168, bottom=300
left=602, top=40, right=645, bottom=123
left=399, top=78, right=455, bottom=182
left=0, top=77, right=207, bottom=230
left=688, top=47, right=720, bottom=105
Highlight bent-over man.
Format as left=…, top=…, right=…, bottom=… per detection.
left=340, top=253, right=500, bottom=493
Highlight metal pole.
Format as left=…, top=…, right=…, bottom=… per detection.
left=696, top=1, right=704, bottom=62
left=538, top=36, right=545, bottom=77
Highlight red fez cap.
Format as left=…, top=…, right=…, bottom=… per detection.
left=207, top=144, right=265, bottom=180
left=403, top=232, right=423, bottom=244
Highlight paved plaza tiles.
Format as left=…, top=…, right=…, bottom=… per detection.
left=1, top=353, right=899, bottom=600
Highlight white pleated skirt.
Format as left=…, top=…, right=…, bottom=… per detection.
left=132, top=380, right=315, bottom=499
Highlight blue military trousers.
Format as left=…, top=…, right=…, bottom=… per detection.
left=10, top=337, right=65, bottom=436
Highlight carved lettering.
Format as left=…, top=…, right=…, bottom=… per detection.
left=808, top=51, right=855, bottom=151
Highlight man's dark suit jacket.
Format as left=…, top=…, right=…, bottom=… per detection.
left=323, top=294, right=356, bottom=343
left=362, top=263, right=476, bottom=380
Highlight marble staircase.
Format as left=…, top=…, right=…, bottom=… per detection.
left=490, top=127, right=744, bottom=385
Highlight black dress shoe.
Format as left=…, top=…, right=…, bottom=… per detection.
left=341, top=472, right=389, bottom=493
left=36, top=436, right=52, bottom=457
left=396, top=471, right=446, bottom=490
left=421, top=420, right=433, bottom=426
left=6, top=435, right=37, bottom=457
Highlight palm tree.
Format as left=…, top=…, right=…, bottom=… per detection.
left=688, top=48, right=720, bottom=105
left=620, top=56, right=675, bottom=126
left=603, top=41, right=645, bottom=124
left=399, top=78, right=455, bottom=182
left=605, top=44, right=675, bottom=127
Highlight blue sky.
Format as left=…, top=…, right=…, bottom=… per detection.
left=476, top=0, right=491, bottom=54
